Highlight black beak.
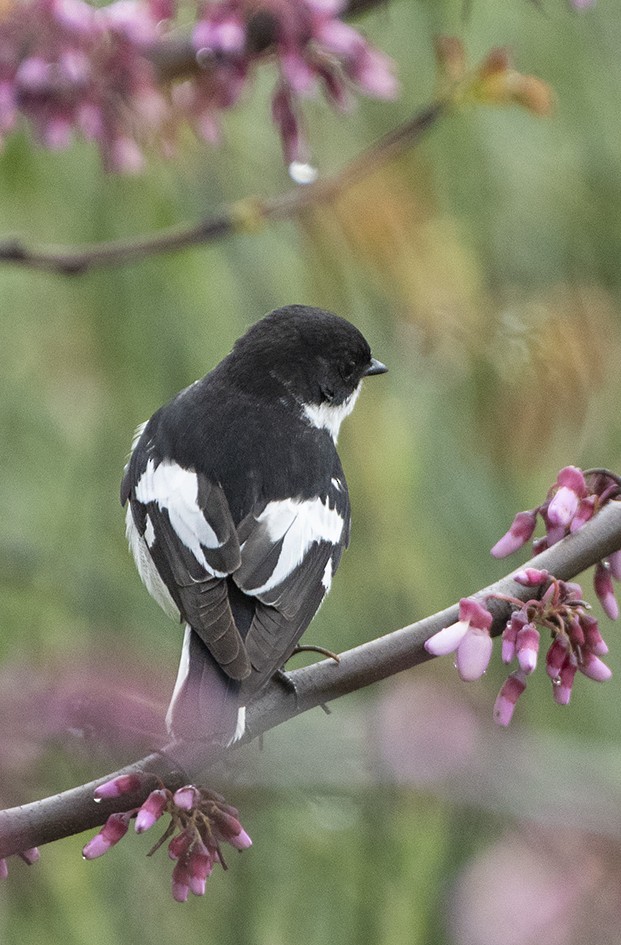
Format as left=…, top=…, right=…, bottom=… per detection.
left=364, top=357, right=388, bottom=376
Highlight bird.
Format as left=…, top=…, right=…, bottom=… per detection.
left=121, top=304, right=387, bottom=745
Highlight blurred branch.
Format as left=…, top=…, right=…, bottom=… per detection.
left=152, top=0, right=391, bottom=82
left=0, top=101, right=444, bottom=275
left=1, top=500, right=620, bottom=858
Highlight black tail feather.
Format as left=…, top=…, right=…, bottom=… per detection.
left=166, top=626, right=242, bottom=744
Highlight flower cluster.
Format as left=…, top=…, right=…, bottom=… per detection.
left=425, top=577, right=612, bottom=726
left=424, top=464, right=620, bottom=725
left=0, top=0, right=170, bottom=171
left=84, top=775, right=252, bottom=901
left=494, top=571, right=611, bottom=724
left=492, top=466, right=621, bottom=619
left=0, top=0, right=397, bottom=171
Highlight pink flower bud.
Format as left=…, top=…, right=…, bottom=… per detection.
left=82, top=811, right=132, bottom=859
left=135, top=789, right=168, bottom=833
left=491, top=510, right=537, bottom=558
left=581, top=614, right=608, bottom=656
left=171, top=858, right=191, bottom=903
left=494, top=672, right=527, bottom=726
left=594, top=562, right=619, bottom=620
left=578, top=651, right=612, bottom=682
left=168, top=830, right=192, bottom=862
left=173, top=786, right=200, bottom=811
left=553, top=654, right=577, bottom=705
left=0, top=859, right=7, bottom=879
left=515, top=624, right=540, bottom=674
left=456, top=627, right=493, bottom=682
left=94, top=774, right=143, bottom=801
left=501, top=610, right=528, bottom=663
left=19, top=847, right=40, bottom=865
left=546, top=636, right=568, bottom=680
left=187, top=846, right=213, bottom=896
left=227, top=827, right=252, bottom=851
left=424, top=619, right=469, bottom=656
left=513, top=567, right=549, bottom=586
left=567, top=617, right=585, bottom=648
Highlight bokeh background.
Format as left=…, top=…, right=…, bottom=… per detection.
left=2, top=0, right=621, bottom=943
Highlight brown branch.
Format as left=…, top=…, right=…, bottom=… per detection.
left=1, top=500, right=620, bottom=859
left=0, top=99, right=446, bottom=275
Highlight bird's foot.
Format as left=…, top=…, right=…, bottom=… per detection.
left=290, top=644, right=341, bottom=663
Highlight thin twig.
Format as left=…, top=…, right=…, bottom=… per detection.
left=1, top=500, right=620, bottom=858
left=0, top=100, right=446, bottom=274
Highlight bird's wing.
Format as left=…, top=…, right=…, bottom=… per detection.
left=124, top=455, right=252, bottom=680
left=234, top=479, right=350, bottom=697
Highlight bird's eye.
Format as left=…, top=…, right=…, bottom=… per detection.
left=341, top=360, right=357, bottom=382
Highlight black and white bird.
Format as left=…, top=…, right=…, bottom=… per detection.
left=121, top=304, right=386, bottom=744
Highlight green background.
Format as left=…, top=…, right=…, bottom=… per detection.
left=2, top=1, right=621, bottom=942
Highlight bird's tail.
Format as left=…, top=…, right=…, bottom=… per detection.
left=166, top=625, right=245, bottom=745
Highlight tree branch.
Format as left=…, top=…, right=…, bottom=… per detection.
left=1, top=500, right=620, bottom=859
left=0, top=100, right=445, bottom=274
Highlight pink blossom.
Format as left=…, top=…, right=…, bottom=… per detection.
left=94, top=774, right=144, bottom=800
left=515, top=623, right=540, bottom=674
left=594, top=562, right=619, bottom=620
left=491, top=510, right=537, bottom=558
left=513, top=567, right=549, bottom=586
left=581, top=614, right=608, bottom=656
left=82, top=811, right=133, bottom=859
left=425, top=598, right=493, bottom=682
left=135, top=788, right=168, bottom=832
left=173, top=785, right=200, bottom=811
left=552, top=653, right=578, bottom=705
left=545, top=636, right=569, bottom=680
left=494, top=672, right=527, bottom=726
left=608, top=550, right=621, bottom=581
left=578, top=651, right=613, bottom=682
left=171, top=857, right=191, bottom=902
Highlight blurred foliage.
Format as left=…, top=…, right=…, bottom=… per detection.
left=2, top=0, right=621, bottom=943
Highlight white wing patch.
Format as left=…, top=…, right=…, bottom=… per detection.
left=242, top=496, right=345, bottom=596
left=134, top=458, right=226, bottom=576
left=303, top=382, right=362, bottom=443
left=126, top=504, right=179, bottom=620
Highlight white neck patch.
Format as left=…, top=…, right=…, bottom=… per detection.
left=302, top=382, right=362, bottom=443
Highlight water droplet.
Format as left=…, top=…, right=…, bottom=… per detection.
left=552, top=675, right=561, bottom=686
left=288, top=161, right=318, bottom=185
left=93, top=796, right=102, bottom=803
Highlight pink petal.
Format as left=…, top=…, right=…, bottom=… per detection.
left=424, top=619, right=469, bottom=656
left=458, top=597, right=493, bottom=631
left=556, top=465, right=587, bottom=494
left=456, top=628, right=493, bottom=682
left=547, top=486, right=580, bottom=528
